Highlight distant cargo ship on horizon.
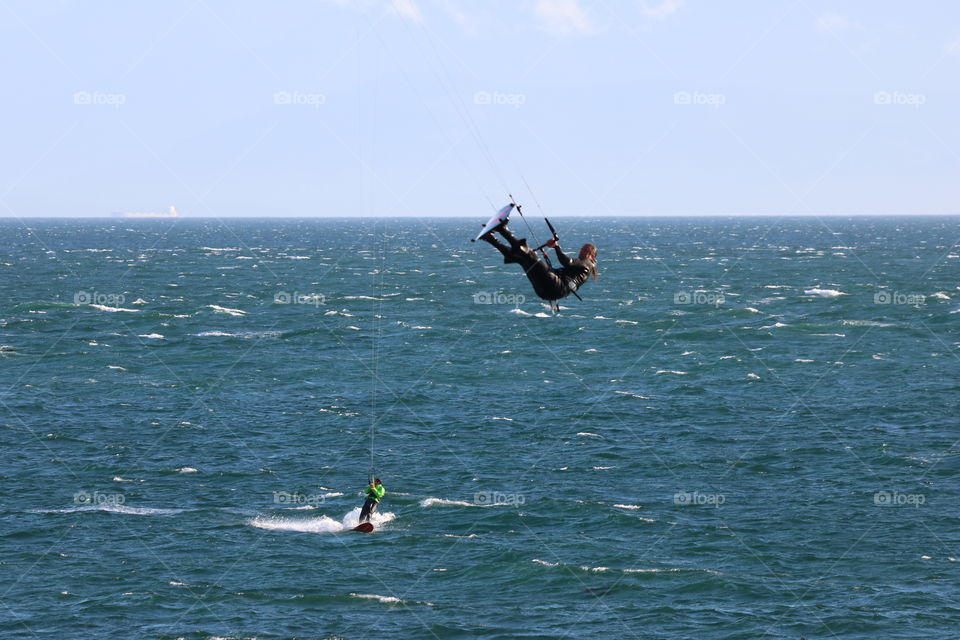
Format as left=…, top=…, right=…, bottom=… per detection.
left=115, top=206, right=180, bottom=219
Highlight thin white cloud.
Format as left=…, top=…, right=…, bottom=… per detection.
left=640, top=0, right=685, bottom=20
left=390, top=0, right=422, bottom=23
left=437, top=0, right=474, bottom=32
left=535, top=0, right=593, bottom=36
left=816, top=12, right=863, bottom=33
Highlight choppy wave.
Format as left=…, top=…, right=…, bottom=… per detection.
left=841, top=320, right=895, bottom=327
left=419, top=497, right=508, bottom=508
left=532, top=558, right=720, bottom=576
left=349, top=593, right=433, bottom=606
left=34, top=505, right=182, bottom=516
left=91, top=304, right=140, bottom=313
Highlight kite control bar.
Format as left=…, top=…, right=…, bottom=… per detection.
left=533, top=217, right=560, bottom=252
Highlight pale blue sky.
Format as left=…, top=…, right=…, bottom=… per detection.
left=1, top=0, right=958, bottom=217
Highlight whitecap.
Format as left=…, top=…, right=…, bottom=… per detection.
left=90, top=304, right=140, bottom=313
left=176, top=467, right=198, bottom=473
left=841, top=320, right=895, bottom=327
left=623, top=567, right=721, bottom=575
left=613, top=504, right=642, bottom=510
left=804, top=288, right=845, bottom=297
left=613, top=391, right=650, bottom=399
left=655, top=370, right=687, bottom=375
left=758, top=322, right=790, bottom=330
left=207, top=305, right=246, bottom=316
left=419, top=498, right=477, bottom=508
left=349, top=593, right=433, bottom=606
left=138, top=333, right=164, bottom=339
left=420, top=497, right=509, bottom=508
left=576, top=432, right=602, bottom=437
left=532, top=558, right=560, bottom=567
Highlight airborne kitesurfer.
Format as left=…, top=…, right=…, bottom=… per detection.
left=480, top=219, right=597, bottom=301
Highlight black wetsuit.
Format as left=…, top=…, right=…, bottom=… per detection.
left=483, top=225, right=595, bottom=301
left=359, top=498, right=377, bottom=523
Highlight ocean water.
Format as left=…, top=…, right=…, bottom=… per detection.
left=1, top=216, right=958, bottom=639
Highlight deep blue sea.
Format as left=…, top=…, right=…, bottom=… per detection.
left=1, top=217, right=958, bottom=639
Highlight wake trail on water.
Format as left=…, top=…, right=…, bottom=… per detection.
left=249, top=507, right=395, bottom=534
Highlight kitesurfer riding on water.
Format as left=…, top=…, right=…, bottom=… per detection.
left=481, top=220, right=597, bottom=301
left=359, top=478, right=385, bottom=523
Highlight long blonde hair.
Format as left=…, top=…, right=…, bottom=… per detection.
left=579, top=243, right=598, bottom=280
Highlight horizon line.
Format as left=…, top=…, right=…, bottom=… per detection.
left=2, top=212, right=959, bottom=220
